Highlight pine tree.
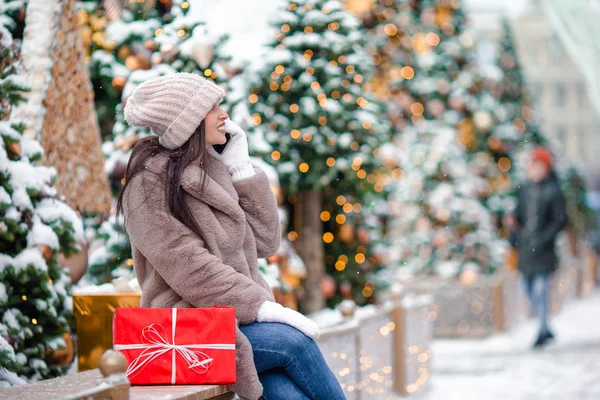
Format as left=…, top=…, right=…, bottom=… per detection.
left=495, top=19, right=546, bottom=147
left=386, top=123, right=505, bottom=279
left=0, top=0, right=27, bottom=41
left=0, top=336, right=19, bottom=373
left=78, top=0, right=233, bottom=186
left=247, top=0, right=392, bottom=310
left=359, top=0, right=417, bottom=130
left=0, top=25, right=82, bottom=383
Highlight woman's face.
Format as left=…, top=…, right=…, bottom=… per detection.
left=527, top=160, right=549, bottom=183
left=204, top=105, right=229, bottom=147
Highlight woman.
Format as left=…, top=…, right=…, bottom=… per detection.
left=118, top=73, right=346, bottom=400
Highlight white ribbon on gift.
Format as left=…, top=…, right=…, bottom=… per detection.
left=113, top=308, right=236, bottom=384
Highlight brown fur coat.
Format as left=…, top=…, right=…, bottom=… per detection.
left=122, top=153, right=280, bottom=399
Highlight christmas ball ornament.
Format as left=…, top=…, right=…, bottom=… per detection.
left=435, top=208, right=451, bottom=223
left=7, top=141, right=21, bottom=158
left=338, top=299, right=357, bottom=318
left=320, top=275, right=337, bottom=299
left=415, top=217, right=430, bottom=231
left=345, top=0, right=375, bottom=16
left=487, top=135, right=502, bottom=153
left=448, top=96, right=464, bottom=111
left=99, top=350, right=128, bottom=378
left=49, top=333, right=75, bottom=366
left=340, top=281, right=353, bottom=298
left=114, top=137, right=126, bottom=150
left=192, top=40, right=215, bottom=69
left=117, top=45, right=131, bottom=59
left=435, top=4, right=453, bottom=28
left=412, top=33, right=430, bottom=55
left=459, top=33, right=474, bottom=48
left=144, top=39, right=158, bottom=51
left=111, top=76, right=126, bottom=91
left=58, top=242, right=89, bottom=285
left=130, top=44, right=152, bottom=69
left=339, top=223, right=354, bottom=243
left=40, top=245, right=53, bottom=262
left=123, top=136, right=139, bottom=152
left=457, top=118, right=475, bottom=149
left=151, top=53, right=163, bottom=65
left=432, top=231, right=448, bottom=249
left=437, top=80, right=450, bottom=95
left=501, top=54, right=515, bottom=69
left=473, top=111, right=493, bottom=132
left=459, top=268, right=478, bottom=285
left=427, top=99, right=445, bottom=118
left=126, top=0, right=156, bottom=11
left=357, top=227, right=370, bottom=244
left=110, top=160, right=128, bottom=181
left=159, top=43, right=179, bottom=61
left=113, top=277, right=132, bottom=293
left=125, top=55, right=142, bottom=70
left=421, top=8, right=436, bottom=25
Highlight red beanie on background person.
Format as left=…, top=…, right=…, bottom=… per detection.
left=531, top=147, right=553, bottom=169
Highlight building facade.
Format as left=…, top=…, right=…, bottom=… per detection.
left=466, top=0, right=600, bottom=189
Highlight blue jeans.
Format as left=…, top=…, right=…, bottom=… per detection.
left=239, top=322, right=346, bottom=400
left=523, top=274, right=551, bottom=335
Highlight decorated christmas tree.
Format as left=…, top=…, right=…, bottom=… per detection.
left=386, top=123, right=506, bottom=279
left=0, top=0, right=26, bottom=41
left=0, top=336, right=19, bottom=376
left=246, top=0, right=392, bottom=310
left=0, top=24, right=83, bottom=383
left=360, top=1, right=525, bottom=240
left=495, top=19, right=546, bottom=148
left=358, top=0, right=420, bottom=130
left=78, top=0, right=234, bottom=188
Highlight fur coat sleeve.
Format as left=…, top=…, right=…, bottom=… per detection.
left=233, top=172, right=282, bottom=258
left=123, top=172, right=273, bottom=324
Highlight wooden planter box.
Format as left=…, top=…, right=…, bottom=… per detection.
left=315, top=297, right=433, bottom=399
left=402, top=275, right=510, bottom=338
left=73, top=293, right=141, bottom=371
left=355, top=306, right=396, bottom=399
left=316, top=319, right=361, bottom=400
left=549, top=266, right=579, bottom=315
left=580, top=245, right=597, bottom=297
left=392, top=295, right=433, bottom=397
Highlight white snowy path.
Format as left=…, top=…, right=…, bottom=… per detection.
left=423, top=290, right=600, bottom=400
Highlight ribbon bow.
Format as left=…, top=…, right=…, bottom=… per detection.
left=114, top=308, right=235, bottom=384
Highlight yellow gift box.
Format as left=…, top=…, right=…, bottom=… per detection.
left=73, top=294, right=141, bottom=372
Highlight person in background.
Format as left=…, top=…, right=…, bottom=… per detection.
left=508, top=147, right=568, bottom=348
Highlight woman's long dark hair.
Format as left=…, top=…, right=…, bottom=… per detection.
left=116, top=122, right=208, bottom=240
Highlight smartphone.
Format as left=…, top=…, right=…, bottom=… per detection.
left=212, top=132, right=232, bottom=154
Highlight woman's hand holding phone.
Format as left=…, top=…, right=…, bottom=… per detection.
left=208, top=119, right=255, bottom=180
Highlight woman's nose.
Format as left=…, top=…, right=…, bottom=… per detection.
left=220, top=110, right=229, bottom=120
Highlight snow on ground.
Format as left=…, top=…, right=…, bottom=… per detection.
left=423, top=290, right=600, bottom=400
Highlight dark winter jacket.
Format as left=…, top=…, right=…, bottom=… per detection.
left=512, top=173, right=568, bottom=276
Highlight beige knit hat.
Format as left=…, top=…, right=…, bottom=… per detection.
left=124, top=73, right=225, bottom=149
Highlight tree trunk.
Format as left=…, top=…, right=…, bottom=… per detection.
left=297, top=191, right=325, bottom=313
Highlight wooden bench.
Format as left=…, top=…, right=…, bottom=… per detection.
left=2, top=351, right=234, bottom=400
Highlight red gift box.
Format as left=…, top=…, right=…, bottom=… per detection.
left=113, top=307, right=236, bottom=385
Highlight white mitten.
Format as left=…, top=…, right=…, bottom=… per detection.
left=207, top=119, right=255, bottom=181
left=256, top=301, right=320, bottom=339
